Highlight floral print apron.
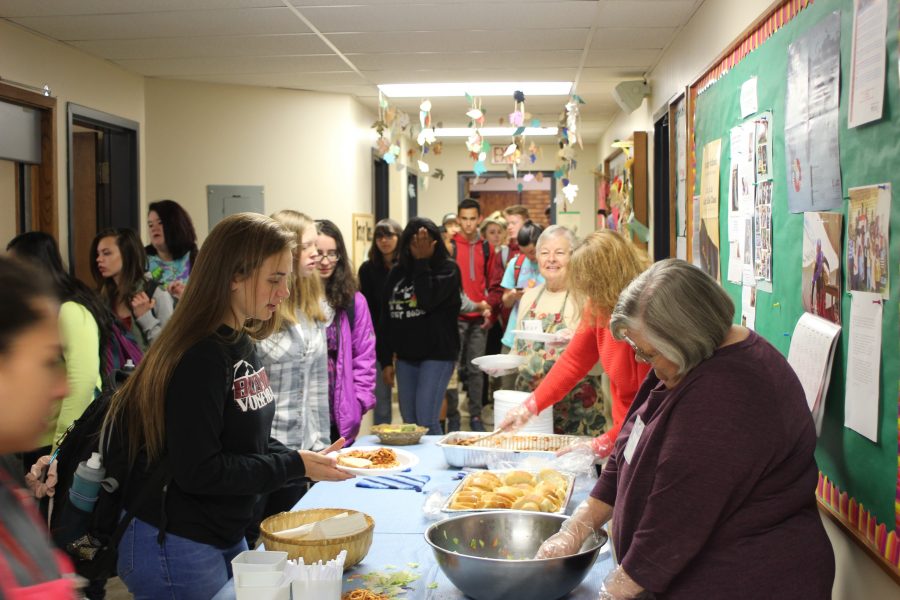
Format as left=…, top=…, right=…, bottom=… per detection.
left=513, top=287, right=608, bottom=436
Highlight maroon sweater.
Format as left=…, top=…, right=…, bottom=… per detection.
left=592, top=331, right=834, bottom=599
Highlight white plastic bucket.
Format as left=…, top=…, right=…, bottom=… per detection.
left=493, top=390, right=553, bottom=434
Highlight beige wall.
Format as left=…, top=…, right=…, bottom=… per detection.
left=822, top=515, right=898, bottom=599
left=0, top=19, right=145, bottom=264
left=144, top=78, right=376, bottom=244
left=0, top=160, right=15, bottom=246
left=416, top=141, right=598, bottom=237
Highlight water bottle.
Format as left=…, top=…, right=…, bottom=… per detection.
left=123, top=359, right=135, bottom=373
left=69, top=452, right=105, bottom=512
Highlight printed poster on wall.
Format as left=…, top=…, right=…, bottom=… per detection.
left=699, top=139, right=722, bottom=282
left=754, top=112, right=774, bottom=183
left=351, top=213, right=375, bottom=271
left=847, top=184, right=891, bottom=299
left=785, top=11, right=842, bottom=212
left=802, top=212, right=843, bottom=324
left=848, top=0, right=887, bottom=128
left=753, top=180, right=773, bottom=292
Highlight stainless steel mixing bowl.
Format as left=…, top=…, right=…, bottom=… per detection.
left=424, top=511, right=607, bottom=600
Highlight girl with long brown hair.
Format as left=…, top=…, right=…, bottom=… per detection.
left=91, top=228, right=174, bottom=350
left=106, top=213, right=351, bottom=600
left=248, top=210, right=330, bottom=544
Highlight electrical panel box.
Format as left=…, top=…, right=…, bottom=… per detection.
left=207, top=185, right=264, bottom=230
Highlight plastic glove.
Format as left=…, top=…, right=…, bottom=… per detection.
left=535, top=500, right=599, bottom=559
left=557, top=434, right=615, bottom=460
left=546, top=327, right=574, bottom=348
left=496, top=394, right=539, bottom=432
left=25, top=455, right=58, bottom=499
left=598, top=566, right=649, bottom=599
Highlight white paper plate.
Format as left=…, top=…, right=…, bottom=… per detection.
left=511, top=329, right=563, bottom=343
left=471, top=354, right=526, bottom=372
left=331, top=446, right=419, bottom=476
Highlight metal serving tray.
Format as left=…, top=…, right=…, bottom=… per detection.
left=436, top=431, right=590, bottom=468
left=441, top=469, right=575, bottom=515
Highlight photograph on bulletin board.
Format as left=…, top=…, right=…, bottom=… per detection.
left=847, top=184, right=891, bottom=299
left=802, top=212, right=842, bottom=324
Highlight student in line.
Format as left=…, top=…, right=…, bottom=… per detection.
left=377, top=218, right=461, bottom=434
left=107, top=213, right=352, bottom=599
left=145, top=199, right=199, bottom=301
left=315, top=219, right=376, bottom=445
left=248, top=210, right=330, bottom=545
left=0, top=256, right=76, bottom=599
left=91, top=228, right=174, bottom=351
left=7, top=232, right=111, bottom=470
left=358, top=218, right=402, bottom=425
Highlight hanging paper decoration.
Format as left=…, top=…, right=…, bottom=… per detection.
left=506, top=90, right=528, bottom=179
left=465, top=92, right=490, bottom=177
left=414, top=99, right=437, bottom=176
left=371, top=91, right=412, bottom=172
left=554, top=94, right=586, bottom=202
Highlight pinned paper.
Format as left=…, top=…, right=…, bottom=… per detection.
left=740, top=77, right=758, bottom=117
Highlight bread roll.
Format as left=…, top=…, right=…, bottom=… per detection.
left=480, top=492, right=513, bottom=509
left=503, top=470, right=535, bottom=486
left=511, top=495, right=542, bottom=511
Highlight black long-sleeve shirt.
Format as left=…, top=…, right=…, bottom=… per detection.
left=358, top=259, right=391, bottom=331
left=376, top=259, right=461, bottom=366
left=130, top=326, right=305, bottom=547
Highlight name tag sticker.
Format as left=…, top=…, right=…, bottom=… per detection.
left=623, top=415, right=645, bottom=465
left=523, top=319, right=543, bottom=333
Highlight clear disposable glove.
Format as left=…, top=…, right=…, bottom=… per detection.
left=25, top=455, right=58, bottom=499
left=597, top=566, right=650, bottom=599
left=535, top=500, right=599, bottom=559
left=556, top=434, right=615, bottom=460
left=546, top=327, right=575, bottom=347
left=496, top=393, right=539, bottom=432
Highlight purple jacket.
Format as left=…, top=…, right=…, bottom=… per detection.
left=333, top=292, right=376, bottom=444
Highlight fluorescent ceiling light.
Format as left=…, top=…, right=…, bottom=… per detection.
left=378, top=82, right=572, bottom=98
left=434, top=127, right=558, bottom=137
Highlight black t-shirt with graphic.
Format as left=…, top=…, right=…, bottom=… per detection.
left=131, top=326, right=305, bottom=547
left=376, top=258, right=461, bottom=365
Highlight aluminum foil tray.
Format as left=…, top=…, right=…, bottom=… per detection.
left=436, top=431, right=589, bottom=468
left=441, top=469, right=575, bottom=515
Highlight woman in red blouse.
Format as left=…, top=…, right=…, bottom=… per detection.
left=498, top=230, right=651, bottom=458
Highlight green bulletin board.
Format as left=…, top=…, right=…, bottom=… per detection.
left=691, top=0, right=899, bottom=550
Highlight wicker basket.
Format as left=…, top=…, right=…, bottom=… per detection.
left=259, top=508, right=374, bottom=569
left=370, top=424, right=428, bottom=446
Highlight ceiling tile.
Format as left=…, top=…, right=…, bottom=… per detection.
left=582, top=48, right=662, bottom=68
left=363, top=68, right=578, bottom=84
left=9, top=7, right=310, bottom=40
left=590, top=27, right=677, bottom=50
left=164, top=71, right=367, bottom=88
left=70, top=34, right=330, bottom=60
left=0, top=0, right=282, bottom=17
left=297, top=2, right=599, bottom=33
left=116, top=55, right=347, bottom=77
left=328, top=28, right=589, bottom=54
left=349, top=50, right=583, bottom=71
left=596, top=1, right=698, bottom=28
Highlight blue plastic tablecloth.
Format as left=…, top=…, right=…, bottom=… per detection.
left=213, top=435, right=614, bottom=599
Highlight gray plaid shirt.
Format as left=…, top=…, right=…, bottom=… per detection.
left=257, top=313, right=330, bottom=451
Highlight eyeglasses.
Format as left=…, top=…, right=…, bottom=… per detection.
left=316, top=251, right=340, bottom=263
left=622, top=334, right=658, bottom=363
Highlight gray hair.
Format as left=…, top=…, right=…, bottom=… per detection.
left=609, top=259, right=733, bottom=374
left=536, top=224, right=576, bottom=251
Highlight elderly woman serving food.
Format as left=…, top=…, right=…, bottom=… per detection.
left=536, top=259, right=835, bottom=599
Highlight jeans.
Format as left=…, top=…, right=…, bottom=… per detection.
left=396, top=359, right=455, bottom=434
left=373, top=360, right=393, bottom=425
left=118, top=517, right=248, bottom=600
left=453, top=319, right=487, bottom=420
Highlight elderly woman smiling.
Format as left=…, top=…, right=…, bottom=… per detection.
left=537, top=259, right=835, bottom=599
left=510, top=225, right=607, bottom=436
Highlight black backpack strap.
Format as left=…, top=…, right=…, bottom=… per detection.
left=482, top=239, right=491, bottom=280
left=107, top=456, right=172, bottom=549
